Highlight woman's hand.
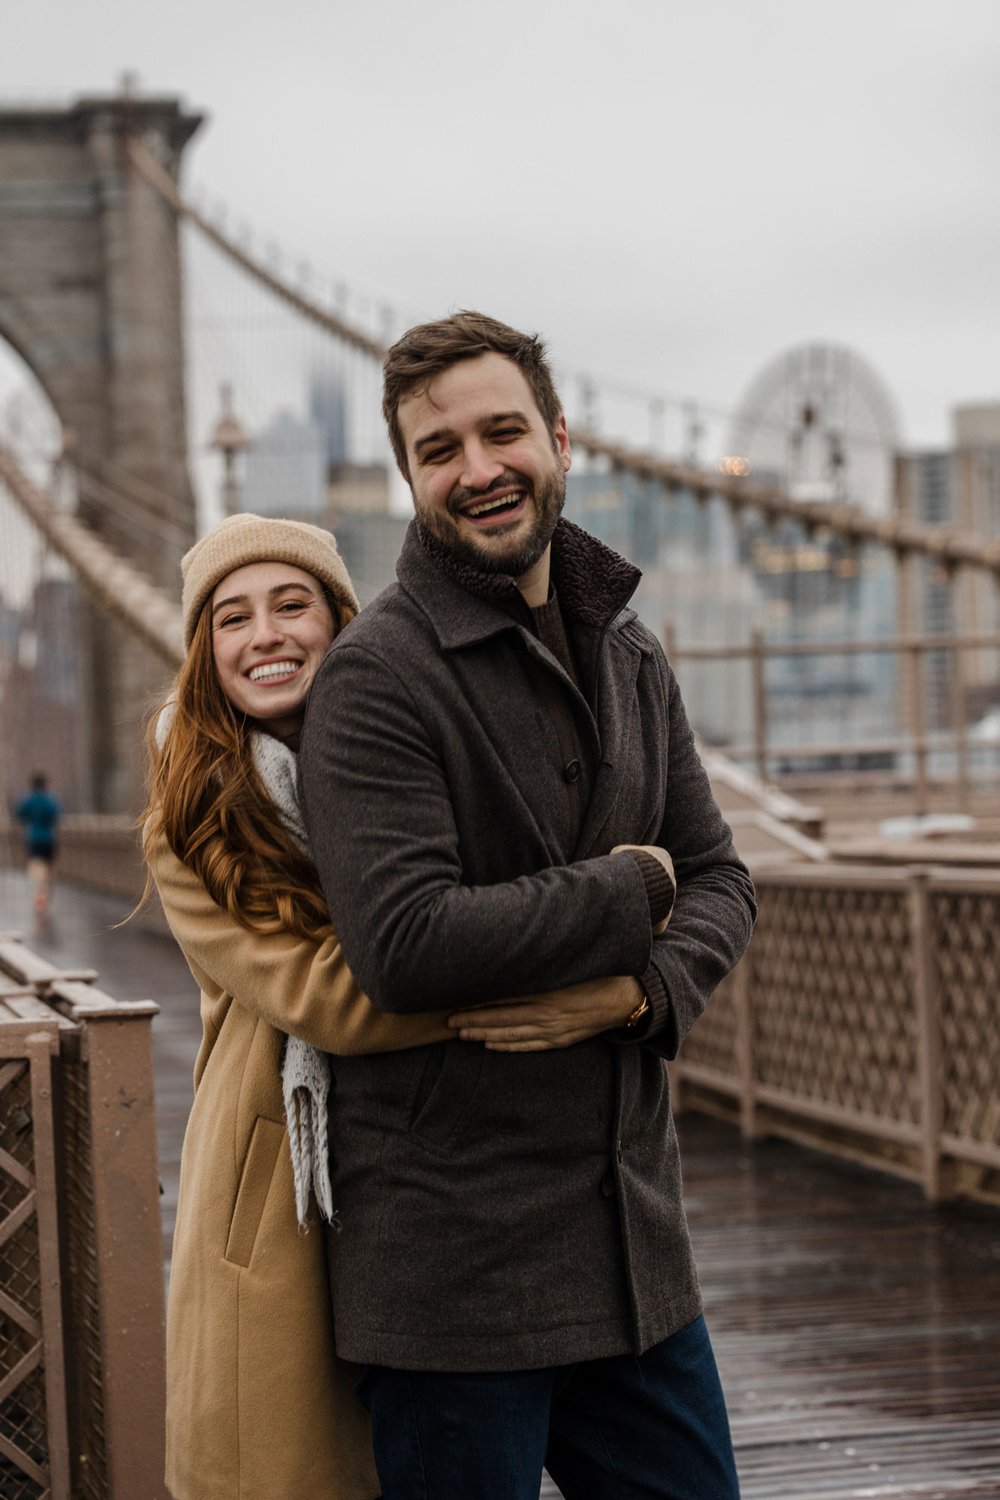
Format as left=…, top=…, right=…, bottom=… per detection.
left=448, top=975, right=645, bottom=1052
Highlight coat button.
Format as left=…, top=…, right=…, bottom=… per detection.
left=563, top=758, right=581, bottom=783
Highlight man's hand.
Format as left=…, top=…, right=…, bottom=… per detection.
left=447, top=975, right=645, bottom=1052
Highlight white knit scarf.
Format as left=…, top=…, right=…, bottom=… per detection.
left=250, top=731, right=337, bottom=1231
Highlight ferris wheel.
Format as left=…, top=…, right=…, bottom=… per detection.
left=729, top=342, right=900, bottom=515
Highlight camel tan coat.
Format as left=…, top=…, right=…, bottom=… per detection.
left=151, top=833, right=452, bottom=1500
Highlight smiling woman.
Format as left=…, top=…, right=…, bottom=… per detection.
left=139, top=512, right=458, bottom=1500
left=209, top=562, right=336, bottom=745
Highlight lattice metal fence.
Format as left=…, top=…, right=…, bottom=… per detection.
left=676, top=863, right=1000, bottom=1202
left=0, top=1027, right=67, bottom=1500
left=0, top=937, right=167, bottom=1500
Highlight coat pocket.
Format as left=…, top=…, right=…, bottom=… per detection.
left=224, top=1116, right=285, bottom=1268
left=409, top=1044, right=484, bottom=1153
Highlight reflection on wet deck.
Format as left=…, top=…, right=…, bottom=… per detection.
left=4, top=871, right=998, bottom=1499
left=682, top=1118, right=1000, bottom=1497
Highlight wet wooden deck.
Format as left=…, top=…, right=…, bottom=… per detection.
left=682, top=1122, right=1000, bottom=1498
left=4, top=869, right=999, bottom=1499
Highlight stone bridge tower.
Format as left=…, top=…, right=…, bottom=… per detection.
left=0, top=94, right=202, bottom=809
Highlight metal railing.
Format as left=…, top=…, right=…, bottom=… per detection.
left=674, top=861, right=1000, bottom=1203
left=0, top=936, right=167, bottom=1500
left=666, top=628, right=1000, bottom=814
left=1, top=816, right=145, bottom=894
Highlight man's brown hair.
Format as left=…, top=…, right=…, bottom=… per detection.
left=382, top=310, right=563, bottom=477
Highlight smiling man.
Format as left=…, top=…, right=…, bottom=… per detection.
left=398, top=348, right=570, bottom=600
left=299, top=311, right=756, bottom=1500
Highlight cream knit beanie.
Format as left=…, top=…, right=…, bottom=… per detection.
left=180, top=513, right=360, bottom=647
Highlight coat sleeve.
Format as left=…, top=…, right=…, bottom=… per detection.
left=636, top=654, right=757, bottom=1059
left=299, top=642, right=655, bottom=1014
left=148, top=832, right=454, bottom=1054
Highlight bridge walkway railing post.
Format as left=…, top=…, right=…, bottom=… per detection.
left=0, top=935, right=167, bottom=1500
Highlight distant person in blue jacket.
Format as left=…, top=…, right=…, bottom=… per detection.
left=16, top=773, right=61, bottom=912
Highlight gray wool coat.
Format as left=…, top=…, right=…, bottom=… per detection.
left=299, top=518, right=756, bottom=1372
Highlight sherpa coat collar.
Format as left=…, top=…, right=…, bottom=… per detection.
left=398, top=516, right=645, bottom=651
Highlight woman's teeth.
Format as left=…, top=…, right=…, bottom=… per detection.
left=248, top=661, right=299, bottom=682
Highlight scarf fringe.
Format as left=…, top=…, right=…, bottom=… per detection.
left=282, top=1035, right=337, bottom=1231
left=251, top=732, right=338, bottom=1232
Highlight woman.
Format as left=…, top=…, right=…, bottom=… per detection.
left=145, top=513, right=653, bottom=1500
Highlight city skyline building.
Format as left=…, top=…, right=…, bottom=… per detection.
left=896, top=402, right=1000, bottom=733
left=241, top=408, right=327, bottom=517
left=0, top=574, right=89, bottom=812
left=563, top=466, right=897, bottom=762
left=308, top=370, right=350, bottom=469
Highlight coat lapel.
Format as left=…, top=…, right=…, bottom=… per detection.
left=396, top=517, right=650, bottom=862
left=575, top=624, right=644, bottom=859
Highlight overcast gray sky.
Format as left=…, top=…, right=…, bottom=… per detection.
left=6, top=0, right=1000, bottom=450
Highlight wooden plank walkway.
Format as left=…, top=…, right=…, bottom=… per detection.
left=3, top=868, right=999, bottom=1499
left=682, top=1121, right=1000, bottom=1498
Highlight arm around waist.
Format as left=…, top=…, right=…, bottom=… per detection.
left=148, top=831, right=453, bottom=1051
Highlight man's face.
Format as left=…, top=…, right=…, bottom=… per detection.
left=397, top=352, right=571, bottom=578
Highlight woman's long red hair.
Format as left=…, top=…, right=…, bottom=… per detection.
left=142, top=602, right=331, bottom=942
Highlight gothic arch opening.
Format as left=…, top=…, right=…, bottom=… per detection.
left=0, top=340, right=91, bottom=811
left=0, top=335, right=62, bottom=466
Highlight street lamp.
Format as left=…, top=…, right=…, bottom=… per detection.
left=209, top=384, right=251, bottom=518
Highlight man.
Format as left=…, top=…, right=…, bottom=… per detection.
left=16, top=772, right=61, bottom=914
left=299, top=312, right=755, bottom=1500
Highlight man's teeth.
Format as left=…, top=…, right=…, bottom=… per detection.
left=248, top=661, right=299, bottom=682
left=467, top=492, right=524, bottom=518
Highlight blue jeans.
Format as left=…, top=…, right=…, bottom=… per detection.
left=355, top=1315, right=740, bottom=1499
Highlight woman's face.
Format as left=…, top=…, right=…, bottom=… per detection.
left=210, top=561, right=336, bottom=739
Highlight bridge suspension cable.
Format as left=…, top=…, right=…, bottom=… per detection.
left=129, top=136, right=1000, bottom=582
left=572, top=432, right=1000, bottom=581
left=127, top=139, right=385, bottom=362
left=0, top=444, right=184, bottom=668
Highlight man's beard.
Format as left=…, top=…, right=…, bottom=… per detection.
left=416, top=464, right=566, bottom=579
